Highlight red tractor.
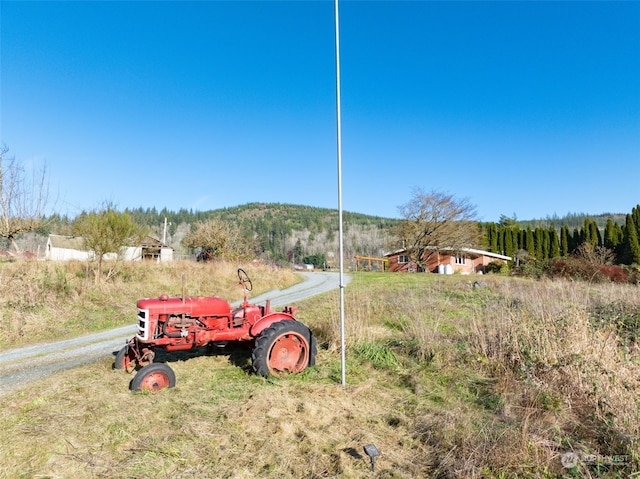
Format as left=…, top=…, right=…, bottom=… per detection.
left=114, top=269, right=316, bottom=391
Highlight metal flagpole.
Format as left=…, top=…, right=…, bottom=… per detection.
left=333, top=0, right=346, bottom=386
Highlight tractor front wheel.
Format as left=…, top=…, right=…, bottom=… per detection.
left=114, top=345, right=135, bottom=372
left=130, top=363, right=176, bottom=392
left=252, top=320, right=316, bottom=377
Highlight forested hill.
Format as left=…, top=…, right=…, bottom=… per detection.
left=125, top=202, right=399, bottom=235
left=99, top=203, right=631, bottom=235
left=123, top=203, right=401, bottom=263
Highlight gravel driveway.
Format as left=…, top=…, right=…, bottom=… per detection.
left=0, top=271, right=350, bottom=396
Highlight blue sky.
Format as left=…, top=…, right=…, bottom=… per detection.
left=1, top=1, right=639, bottom=222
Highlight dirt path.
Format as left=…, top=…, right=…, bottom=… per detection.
left=0, top=271, right=350, bottom=396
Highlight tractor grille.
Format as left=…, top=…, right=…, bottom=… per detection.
left=136, top=308, right=150, bottom=341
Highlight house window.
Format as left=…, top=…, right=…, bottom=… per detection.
left=455, top=254, right=467, bottom=265
left=398, top=255, right=409, bottom=264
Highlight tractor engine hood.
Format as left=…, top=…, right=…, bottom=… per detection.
left=137, top=295, right=232, bottom=317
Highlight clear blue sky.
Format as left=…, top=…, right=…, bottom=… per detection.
left=1, top=1, right=639, bottom=222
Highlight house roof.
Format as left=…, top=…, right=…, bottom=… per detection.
left=48, top=234, right=86, bottom=250
left=139, top=236, right=171, bottom=248
left=48, top=234, right=171, bottom=250
left=385, top=247, right=511, bottom=262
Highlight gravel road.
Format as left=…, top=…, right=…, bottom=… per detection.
left=0, top=271, right=350, bottom=396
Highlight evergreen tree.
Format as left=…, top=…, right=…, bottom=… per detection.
left=292, top=239, right=304, bottom=264
left=582, top=219, right=592, bottom=246
left=542, top=228, right=550, bottom=260
left=560, top=225, right=570, bottom=256
left=488, top=223, right=498, bottom=253
left=572, top=228, right=581, bottom=252
left=526, top=227, right=535, bottom=258
left=603, top=219, right=620, bottom=250
left=589, top=221, right=601, bottom=247
left=550, top=227, right=560, bottom=258
left=511, top=228, right=520, bottom=254
left=534, top=227, right=544, bottom=260
left=496, top=228, right=504, bottom=255
left=620, top=214, right=640, bottom=265
left=633, top=205, right=640, bottom=240
left=504, top=228, right=514, bottom=258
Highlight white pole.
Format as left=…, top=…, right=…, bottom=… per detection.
left=334, top=0, right=346, bottom=386
left=163, top=217, right=167, bottom=244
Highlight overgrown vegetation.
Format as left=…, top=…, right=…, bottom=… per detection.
left=0, top=260, right=298, bottom=350
left=1, top=265, right=638, bottom=477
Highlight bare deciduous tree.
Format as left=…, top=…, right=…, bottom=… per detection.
left=397, top=188, right=480, bottom=271
left=0, top=145, right=50, bottom=252
left=182, top=219, right=253, bottom=261
left=575, top=243, right=615, bottom=266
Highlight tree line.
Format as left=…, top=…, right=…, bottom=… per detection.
left=483, top=206, right=640, bottom=266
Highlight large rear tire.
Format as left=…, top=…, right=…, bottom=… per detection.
left=130, top=363, right=176, bottom=392
left=252, top=320, right=316, bottom=377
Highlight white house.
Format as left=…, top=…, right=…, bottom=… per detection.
left=46, top=235, right=91, bottom=261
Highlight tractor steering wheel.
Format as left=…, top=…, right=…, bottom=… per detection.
left=237, top=268, right=253, bottom=292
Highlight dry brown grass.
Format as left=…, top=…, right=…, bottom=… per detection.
left=0, top=270, right=638, bottom=478
left=303, top=274, right=640, bottom=477
left=468, top=278, right=640, bottom=469
left=0, top=259, right=298, bottom=349
left=0, top=354, right=429, bottom=478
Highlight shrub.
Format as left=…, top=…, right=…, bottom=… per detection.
left=597, top=264, right=628, bottom=283
left=485, top=261, right=506, bottom=274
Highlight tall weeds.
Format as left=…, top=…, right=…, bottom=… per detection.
left=470, top=279, right=640, bottom=458
left=0, top=259, right=297, bottom=349
left=305, top=273, right=640, bottom=476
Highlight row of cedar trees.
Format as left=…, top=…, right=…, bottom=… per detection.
left=483, top=204, right=640, bottom=265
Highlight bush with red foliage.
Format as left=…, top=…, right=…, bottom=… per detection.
left=597, top=264, right=628, bottom=283
left=545, top=257, right=637, bottom=284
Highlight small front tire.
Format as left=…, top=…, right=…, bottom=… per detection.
left=130, top=363, right=176, bottom=392
left=114, top=344, right=135, bottom=371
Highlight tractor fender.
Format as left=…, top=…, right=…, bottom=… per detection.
left=250, top=313, right=296, bottom=338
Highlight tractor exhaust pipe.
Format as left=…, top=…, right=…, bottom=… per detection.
left=182, top=273, right=186, bottom=304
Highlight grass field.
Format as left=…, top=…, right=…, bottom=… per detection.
left=0, top=260, right=298, bottom=350
left=0, top=261, right=639, bottom=478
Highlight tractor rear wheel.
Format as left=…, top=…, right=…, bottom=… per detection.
left=130, top=363, right=176, bottom=392
left=252, top=320, right=316, bottom=377
left=114, top=345, right=135, bottom=371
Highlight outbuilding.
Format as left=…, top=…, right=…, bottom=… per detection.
left=46, top=234, right=173, bottom=262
